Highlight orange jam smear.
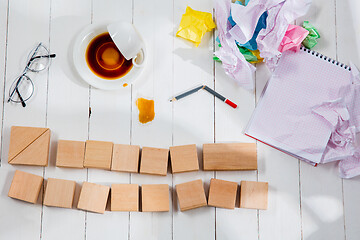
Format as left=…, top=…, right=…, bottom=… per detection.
left=136, top=98, right=155, bottom=124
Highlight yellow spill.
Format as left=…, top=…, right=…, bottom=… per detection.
left=136, top=98, right=155, bottom=124
left=123, top=83, right=128, bottom=87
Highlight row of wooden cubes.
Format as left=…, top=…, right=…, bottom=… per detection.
left=8, top=126, right=258, bottom=174
left=8, top=170, right=268, bottom=214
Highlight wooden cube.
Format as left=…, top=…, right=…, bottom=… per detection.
left=111, top=184, right=139, bottom=211
left=140, top=147, right=169, bottom=176
left=175, top=179, right=207, bottom=211
left=240, top=181, right=268, bottom=210
left=8, top=170, right=43, bottom=204
left=84, top=140, right=113, bottom=170
left=208, top=178, right=237, bottom=209
left=77, top=182, right=110, bottom=214
left=203, top=143, right=257, bottom=171
left=111, top=144, right=140, bottom=173
left=43, top=178, right=76, bottom=208
left=141, top=184, right=169, bottom=212
left=170, top=144, right=199, bottom=173
left=8, top=126, right=50, bottom=166
left=56, top=140, right=85, bottom=168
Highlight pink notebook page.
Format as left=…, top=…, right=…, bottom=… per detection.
left=245, top=47, right=353, bottom=163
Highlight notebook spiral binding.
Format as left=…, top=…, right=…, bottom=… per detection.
left=300, top=46, right=351, bottom=71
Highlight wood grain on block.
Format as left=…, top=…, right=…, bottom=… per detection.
left=43, top=178, right=76, bottom=208
left=8, top=170, right=43, bottom=204
left=111, top=184, right=139, bottom=212
left=8, top=126, right=50, bottom=166
left=77, top=182, right=110, bottom=214
left=170, top=144, right=199, bottom=173
left=175, top=179, right=207, bottom=211
left=139, top=147, right=169, bottom=176
left=240, top=181, right=268, bottom=210
left=111, top=144, right=140, bottom=173
left=84, top=140, right=113, bottom=170
left=203, top=143, right=257, bottom=171
left=141, top=184, right=169, bottom=212
left=208, top=178, right=237, bottom=209
left=56, top=140, right=85, bottom=168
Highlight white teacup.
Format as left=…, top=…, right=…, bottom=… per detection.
left=107, top=21, right=146, bottom=67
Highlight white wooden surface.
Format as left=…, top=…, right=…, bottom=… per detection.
left=0, top=0, right=360, bottom=239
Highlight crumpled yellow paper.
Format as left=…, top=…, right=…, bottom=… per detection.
left=176, top=6, right=216, bottom=47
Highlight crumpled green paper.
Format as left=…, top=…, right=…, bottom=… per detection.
left=213, top=45, right=263, bottom=64
left=302, top=21, right=320, bottom=49
left=176, top=6, right=216, bottom=47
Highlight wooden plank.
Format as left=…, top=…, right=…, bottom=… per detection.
left=129, top=0, right=173, bottom=238
left=0, top=0, right=50, bottom=239
left=172, top=0, right=215, bottom=239
left=213, top=6, right=258, bottom=238
left=336, top=0, right=360, bottom=239
left=85, top=0, right=133, bottom=239
left=203, top=143, right=257, bottom=171
left=296, top=1, right=346, bottom=239
left=40, top=0, right=91, bottom=239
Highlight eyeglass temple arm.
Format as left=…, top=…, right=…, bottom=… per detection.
left=27, top=54, right=56, bottom=68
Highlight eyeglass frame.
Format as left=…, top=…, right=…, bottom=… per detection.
left=7, top=42, right=56, bottom=107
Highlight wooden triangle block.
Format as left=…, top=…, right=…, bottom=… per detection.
left=8, top=126, right=50, bottom=166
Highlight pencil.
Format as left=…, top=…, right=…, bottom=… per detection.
left=170, top=85, right=205, bottom=102
left=203, top=86, right=237, bottom=109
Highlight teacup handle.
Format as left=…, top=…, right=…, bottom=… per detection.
left=132, top=47, right=146, bottom=68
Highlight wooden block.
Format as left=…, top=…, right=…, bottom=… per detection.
left=77, top=182, right=110, bottom=214
left=43, top=178, right=76, bottom=208
left=140, top=147, right=169, bottom=176
left=240, top=181, right=268, bottom=210
left=56, top=140, right=85, bottom=168
left=208, top=178, right=237, bottom=209
left=170, top=144, right=199, bottom=173
left=84, top=140, right=113, bottom=170
left=111, top=144, right=140, bottom=173
left=141, top=184, right=169, bottom=212
left=203, top=143, right=257, bottom=171
left=111, top=184, right=139, bottom=211
left=175, top=179, right=207, bottom=211
left=8, top=170, right=43, bottom=204
left=8, top=126, right=50, bottom=166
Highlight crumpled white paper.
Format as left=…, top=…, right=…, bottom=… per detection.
left=214, top=0, right=312, bottom=88
left=214, top=0, right=256, bottom=90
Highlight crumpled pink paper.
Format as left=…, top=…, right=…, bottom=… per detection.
left=214, top=0, right=255, bottom=89
left=278, top=24, right=309, bottom=52
left=257, top=0, right=312, bottom=70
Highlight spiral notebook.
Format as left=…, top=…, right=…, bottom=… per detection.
left=245, top=47, right=353, bottom=164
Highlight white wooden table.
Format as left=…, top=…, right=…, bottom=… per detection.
left=0, top=0, right=360, bottom=239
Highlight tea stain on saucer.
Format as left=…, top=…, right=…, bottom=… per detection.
left=136, top=98, right=155, bottom=124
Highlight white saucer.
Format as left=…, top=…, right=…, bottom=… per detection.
left=72, top=23, right=146, bottom=90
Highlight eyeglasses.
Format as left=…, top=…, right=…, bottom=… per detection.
left=7, top=43, right=56, bottom=107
